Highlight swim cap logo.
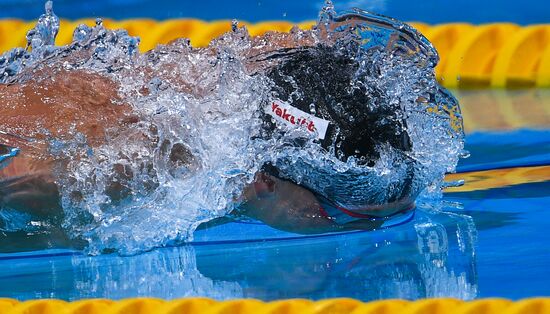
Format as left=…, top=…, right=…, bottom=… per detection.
left=266, top=99, right=330, bottom=140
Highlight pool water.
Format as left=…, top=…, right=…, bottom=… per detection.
left=0, top=90, right=548, bottom=301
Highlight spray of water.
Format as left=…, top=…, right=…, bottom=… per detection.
left=0, top=0, right=464, bottom=255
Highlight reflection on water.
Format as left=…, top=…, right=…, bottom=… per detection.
left=0, top=207, right=477, bottom=301
left=456, top=89, right=550, bottom=133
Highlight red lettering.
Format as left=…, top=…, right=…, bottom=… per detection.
left=269, top=102, right=321, bottom=136
left=282, top=109, right=291, bottom=121
left=307, top=121, right=316, bottom=132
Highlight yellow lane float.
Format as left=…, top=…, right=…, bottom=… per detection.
left=0, top=298, right=550, bottom=314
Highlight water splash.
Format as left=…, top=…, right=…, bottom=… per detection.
left=26, top=0, right=60, bottom=50
left=0, top=2, right=464, bottom=254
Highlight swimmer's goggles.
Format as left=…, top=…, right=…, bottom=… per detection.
left=315, top=193, right=415, bottom=228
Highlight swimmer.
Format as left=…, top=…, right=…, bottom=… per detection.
left=0, top=19, right=427, bottom=241
left=0, top=48, right=415, bottom=238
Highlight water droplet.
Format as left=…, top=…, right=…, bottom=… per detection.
left=45, top=0, right=53, bottom=14
left=309, top=103, right=316, bottom=114
left=442, top=179, right=465, bottom=188
left=72, top=24, right=92, bottom=43
left=148, top=77, right=163, bottom=93
left=319, top=0, right=336, bottom=24
left=459, top=149, right=471, bottom=158
left=231, top=19, right=239, bottom=32
left=25, top=0, right=59, bottom=50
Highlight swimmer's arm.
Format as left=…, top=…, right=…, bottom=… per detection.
left=0, top=70, right=135, bottom=216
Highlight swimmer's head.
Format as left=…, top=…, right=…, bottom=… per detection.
left=259, top=44, right=417, bottom=213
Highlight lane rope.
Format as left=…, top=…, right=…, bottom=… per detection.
left=1, top=298, right=550, bottom=314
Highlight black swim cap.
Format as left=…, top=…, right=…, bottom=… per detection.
left=261, top=44, right=412, bottom=166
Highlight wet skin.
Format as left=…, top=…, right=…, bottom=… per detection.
left=0, top=70, right=135, bottom=217
left=0, top=70, right=411, bottom=237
